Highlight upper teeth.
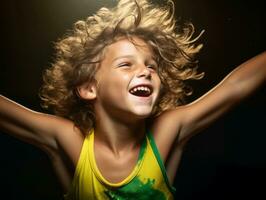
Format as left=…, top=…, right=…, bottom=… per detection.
left=130, top=86, right=151, bottom=94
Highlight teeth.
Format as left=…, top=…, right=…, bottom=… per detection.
left=130, top=86, right=151, bottom=94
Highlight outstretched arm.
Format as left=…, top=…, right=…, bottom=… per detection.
left=0, top=95, right=58, bottom=150
left=153, top=51, right=266, bottom=155
left=154, top=51, right=266, bottom=149
left=0, top=95, right=83, bottom=163
left=0, top=95, right=84, bottom=191
left=152, top=51, right=266, bottom=183
left=177, top=51, right=266, bottom=142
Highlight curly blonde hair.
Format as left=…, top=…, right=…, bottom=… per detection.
left=40, top=0, right=204, bottom=134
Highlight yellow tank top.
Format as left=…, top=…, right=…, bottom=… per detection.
left=64, top=129, right=176, bottom=200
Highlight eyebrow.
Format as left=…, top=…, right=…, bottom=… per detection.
left=111, top=55, right=135, bottom=63
left=111, top=55, right=156, bottom=63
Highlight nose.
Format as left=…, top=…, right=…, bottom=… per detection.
left=136, top=64, right=151, bottom=79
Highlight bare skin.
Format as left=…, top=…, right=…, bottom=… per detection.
left=0, top=37, right=265, bottom=193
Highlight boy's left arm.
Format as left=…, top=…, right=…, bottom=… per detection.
left=176, top=51, right=266, bottom=143
left=153, top=51, right=266, bottom=183
left=153, top=51, right=266, bottom=157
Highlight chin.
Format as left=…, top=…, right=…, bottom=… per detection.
left=132, top=107, right=153, bottom=118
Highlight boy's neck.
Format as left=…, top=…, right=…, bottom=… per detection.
left=94, top=117, right=146, bottom=156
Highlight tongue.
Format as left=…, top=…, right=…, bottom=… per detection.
left=132, top=90, right=150, bottom=97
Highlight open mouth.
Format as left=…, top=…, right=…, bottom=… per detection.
left=129, top=85, right=153, bottom=97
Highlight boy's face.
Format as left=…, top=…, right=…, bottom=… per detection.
left=94, top=37, right=161, bottom=121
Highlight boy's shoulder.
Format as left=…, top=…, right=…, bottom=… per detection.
left=47, top=116, right=85, bottom=167
left=150, top=107, right=185, bottom=160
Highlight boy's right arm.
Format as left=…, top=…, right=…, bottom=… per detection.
left=0, top=95, right=84, bottom=165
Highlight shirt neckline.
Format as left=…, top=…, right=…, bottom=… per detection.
left=88, top=129, right=147, bottom=187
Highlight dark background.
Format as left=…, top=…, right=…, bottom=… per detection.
left=0, top=0, right=265, bottom=199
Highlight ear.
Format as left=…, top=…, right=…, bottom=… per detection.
left=76, top=81, right=97, bottom=100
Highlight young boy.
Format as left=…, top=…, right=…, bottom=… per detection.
left=0, top=0, right=265, bottom=199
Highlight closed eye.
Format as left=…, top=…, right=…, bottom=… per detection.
left=147, top=63, right=158, bottom=71
left=118, top=62, right=132, bottom=67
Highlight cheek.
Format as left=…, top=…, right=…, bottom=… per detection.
left=98, top=73, right=131, bottom=96
left=111, top=72, right=131, bottom=87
